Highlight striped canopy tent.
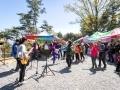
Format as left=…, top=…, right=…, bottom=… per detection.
left=88, top=31, right=111, bottom=42
left=88, top=32, right=103, bottom=42
left=25, top=34, right=37, bottom=41
left=109, top=28, right=120, bottom=38
left=37, top=30, right=54, bottom=41
left=73, top=37, right=84, bottom=44
left=101, top=28, right=120, bottom=42
left=82, top=35, right=90, bottom=43
left=25, top=31, right=55, bottom=42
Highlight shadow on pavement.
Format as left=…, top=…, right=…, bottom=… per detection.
left=41, top=63, right=58, bottom=67
left=59, top=67, right=71, bottom=74
left=89, top=68, right=97, bottom=75
left=82, top=68, right=97, bottom=75
left=82, top=67, right=106, bottom=75
left=114, top=71, right=120, bottom=77
left=107, top=61, right=115, bottom=66
left=0, top=69, right=16, bottom=78
left=0, top=81, right=22, bottom=90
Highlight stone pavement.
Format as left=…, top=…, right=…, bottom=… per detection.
left=0, top=56, right=120, bottom=90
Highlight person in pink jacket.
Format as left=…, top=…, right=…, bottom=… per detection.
left=90, top=43, right=99, bottom=69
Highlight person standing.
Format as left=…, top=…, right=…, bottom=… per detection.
left=74, top=44, right=80, bottom=62
left=43, top=41, right=50, bottom=57
left=17, top=37, right=28, bottom=83
left=50, top=42, right=57, bottom=64
left=84, top=43, right=89, bottom=55
left=31, top=42, right=40, bottom=60
left=90, top=43, right=99, bottom=69
left=59, top=43, right=63, bottom=59
left=11, top=39, right=20, bottom=71
left=66, top=41, right=72, bottom=68
left=115, top=41, right=120, bottom=73
left=98, top=42, right=107, bottom=69
left=79, top=44, right=85, bottom=62
left=61, top=43, right=67, bottom=60
left=108, top=41, right=116, bottom=63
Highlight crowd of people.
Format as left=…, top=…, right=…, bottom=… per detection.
left=11, top=37, right=120, bottom=84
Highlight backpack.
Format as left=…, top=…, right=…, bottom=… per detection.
left=12, top=43, right=18, bottom=57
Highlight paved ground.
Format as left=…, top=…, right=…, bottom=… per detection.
left=0, top=56, right=120, bottom=90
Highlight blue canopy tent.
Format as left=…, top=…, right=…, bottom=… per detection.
left=37, top=31, right=54, bottom=42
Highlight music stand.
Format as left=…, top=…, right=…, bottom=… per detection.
left=36, top=49, right=55, bottom=80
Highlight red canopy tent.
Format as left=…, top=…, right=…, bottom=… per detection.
left=25, top=34, right=37, bottom=41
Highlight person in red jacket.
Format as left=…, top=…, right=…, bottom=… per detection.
left=90, top=43, right=99, bottom=69
left=74, top=44, right=80, bottom=62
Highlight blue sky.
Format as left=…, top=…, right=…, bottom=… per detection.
left=0, top=0, right=80, bottom=34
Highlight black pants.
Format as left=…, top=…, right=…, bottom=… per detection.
left=19, top=63, right=26, bottom=82
left=66, top=55, right=72, bottom=67
left=59, top=50, right=62, bottom=58
left=116, top=63, right=120, bottom=72
left=15, top=58, right=20, bottom=71
left=91, top=57, right=97, bottom=69
left=63, top=51, right=66, bottom=59
left=72, top=54, right=74, bottom=60
left=99, top=52, right=106, bottom=68
left=75, top=53, right=79, bottom=62
left=80, top=52, right=85, bottom=61
left=108, top=53, right=114, bottom=62
left=85, top=48, right=88, bottom=55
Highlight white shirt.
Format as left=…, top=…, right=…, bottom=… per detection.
left=55, top=49, right=59, bottom=54
left=44, top=44, right=49, bottom=50
left=17, top=44, right=27, bottom=58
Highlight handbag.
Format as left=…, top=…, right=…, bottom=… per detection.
left=20, top=56, right=29, bottom=65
